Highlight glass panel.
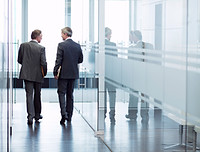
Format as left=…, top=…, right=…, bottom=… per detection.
left=163, top=1, right=187, bottom=150
left=104, top=0, right=129, bottom=125
left=0, top=0, right=7, bottom=150
left=13, top=0, right=21, bottom=108
left=0, top=43, right=8, bottom=152
left=103, top=0, right=188, bottom=151
left=11, top=0, right=200, bottom=151
left=187, top=0, right=200, bottom=150
left=72, top=0, right=98, bottom=130
left=0, top=0, right=14, bottom=151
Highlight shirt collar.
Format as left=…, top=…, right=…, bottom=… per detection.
left=105, top=38, right=110, bottom=41
left=32, top=39, right=38, bottom=43
left=65, top=37, right=72, bottom=41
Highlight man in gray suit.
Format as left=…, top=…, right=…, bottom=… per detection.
left=18, top=29, right=47, bottom=125
left=53, top=27, right=83, bottom=125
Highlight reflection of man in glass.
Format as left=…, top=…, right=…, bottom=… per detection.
left=105, top=27, right=117, bottom=123
left=129, top=30, right=153, bottom=50
left=125, top=30, right=153, bottom=123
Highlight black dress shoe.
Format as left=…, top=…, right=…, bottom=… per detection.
left=125, top=114, right=136, bottom=120
left=66, top=115, right=71, bottom=122
left=35, top=115, right=43, bottom=121
left=66, top=118, right=71, bottom=122
left=27, top=119, right=33, bottom=125
left=60, top=116, right=65, bottom=125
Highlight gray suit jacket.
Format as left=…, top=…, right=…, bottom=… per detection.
left=53, top=39, right=83, bottom=79
left=18, top=40, right=47, bottom=83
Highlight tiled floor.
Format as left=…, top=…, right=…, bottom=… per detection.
left=11, top=103, right=110, bottom=152
left=10, top=89, right=200, bottom=152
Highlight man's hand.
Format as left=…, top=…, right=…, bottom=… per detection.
left=54, top=76, right=58, bottom=80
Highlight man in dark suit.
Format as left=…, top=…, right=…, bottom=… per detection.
left=53, top=27, right=83, bottom=125
left=18, top=29, right=47, bottom=125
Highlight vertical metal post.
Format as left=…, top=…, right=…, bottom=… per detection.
left=9, top=0, right=14, bottom=138
left=129, top=0, right=135, bottom=31
left=84, top=68, right=86, bottom=89
left=65, top=0, right=71, bottom=27
left=179, top=125, right=183, bottom=145
left=22, top=0, right=28, bottom=42
left=96, top=0, right=105, bottom=135
left=193, top=129, right=197, bottom=151
left=7, top=0, right=10, bottom=151
left=129, top=0, right=137, bottom=31
left=89, top=0, right=94, bottom=43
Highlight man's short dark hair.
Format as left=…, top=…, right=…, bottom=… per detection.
left=31, top=30, right=42, bottom=39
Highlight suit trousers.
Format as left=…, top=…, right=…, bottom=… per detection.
left=24, top=80, right=42, bottom=120
left=105, top=82, right=116, bottom=112
left=57, top=79, right=75, bottom=118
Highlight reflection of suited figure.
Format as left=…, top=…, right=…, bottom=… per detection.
left=125, top=30, right=153, bottom=122
left=105, top=27, right=117, bottom=123
left=88, top=48, right=95, bottom=72
left=88, top=42, right=96, bottom=73
left=18, top=29, right=47, bottom=125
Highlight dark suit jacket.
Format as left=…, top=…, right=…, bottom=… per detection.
left=53, top=39, right=83, bottom=79
left=18, top=40, right=47, bottom=83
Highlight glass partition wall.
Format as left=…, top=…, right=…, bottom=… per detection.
left=71, top=0, right=99, bottom=130
left=0, top=0, right=14, bottom=151
left=102, top=0, right=199, bottom=151
left=11, top=0, right=200, bottom=151
left=26, top=0, right=200, bottom=151
left=187, top=0, right=200, bottom=151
